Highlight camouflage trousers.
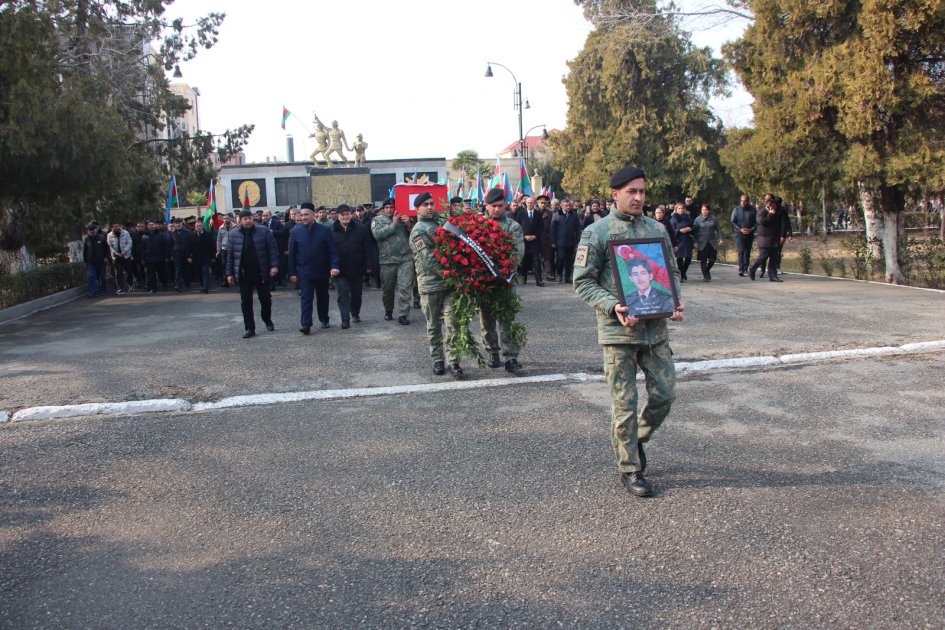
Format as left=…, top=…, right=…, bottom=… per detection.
left=380, top=261, right=414, bottom=317
left=479, top=286, right=520, bottom=359
left=420, top=288, right=457, bottom=363
left=602, top=341, right=676, bottom=473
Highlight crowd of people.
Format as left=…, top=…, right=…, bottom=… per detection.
left=80, top=173, right=799, bottom=499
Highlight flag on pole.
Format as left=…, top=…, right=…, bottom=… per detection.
left=243, top=187, right=251, bottom=209
left=281, top=106, right=291, bottom=130
left=519, top=158, right=533, bottom=197
left=503, top=172, right=512, bottom=203
left=411, top=171, right=418, bottom=184
left=490, top=157, right=502, bottom=189
left=455, top=168, right=465, bottom=197
left=203, top=180, right=221, bottom=229
left=165, top=176, right=178, bottom=223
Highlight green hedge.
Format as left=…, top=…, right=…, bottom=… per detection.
left=0, top=262, right=86, bottom=309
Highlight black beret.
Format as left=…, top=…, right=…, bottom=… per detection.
left=610, top=166, right=646, bottom=188
left=87, top=221, right=99, bottom=229
left=413, top=192, right=433, bottom=208
left=382, top=198, right=395, bottom=207
left=337, top=204, right=351, bottom=213
left=483, top=187, right=505, bottom=204
left=238, top=209, right=253, bottom=218
left=450, top=196, right=463, bottom=204
left=536, top=194, right=550, bottom=202
left=300, top=202, right=315, bottom=211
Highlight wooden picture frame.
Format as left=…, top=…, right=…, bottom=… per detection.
left=607, top=237, right=679, bottom=319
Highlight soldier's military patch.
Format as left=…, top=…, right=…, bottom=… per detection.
left=412, top=235, right=426, bottom=251
left=574, top=244, right=589, bottom=268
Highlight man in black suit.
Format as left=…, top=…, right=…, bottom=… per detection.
left=515, top=196, right=546, bottom=286
left=262, top=209, right=285, bottom=288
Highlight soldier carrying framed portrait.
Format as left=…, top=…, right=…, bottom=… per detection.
left=607, top=237, right=679, bottom=319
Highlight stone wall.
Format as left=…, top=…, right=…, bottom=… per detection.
left=311, top=169, right=372, bottom=207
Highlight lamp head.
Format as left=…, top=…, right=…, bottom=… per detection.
left=173, top=64, right=183, bottom=78
left=484, top=64, right=493, bottom=78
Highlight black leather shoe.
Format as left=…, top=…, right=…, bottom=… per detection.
left=412, top=301, right=421, bottom=309
left=352, top=315, right=361, bottom=323
left=749, top=268, right=756, bottom=281
left=738, top=271, right=745, bottom=277
left=341, top=321, right=350, bottom=329
left=432, top=361, right=446, bottom=376
left=450, top=362, right=464, bottom=379
left=398, top=316, right=409, bottom=325
left=242, top=330, right=255, bottom=339
left=536, top=281, right=545, bottom=287
left=621, top=471, right=654, bottom=497
left=265, top=321, right=275, bottom=332
left=488, top=353, right=501, bottom=368
left=384, top=312, right=393, bottom=321
left=769, top=276, right=783, bottom=282
left=638, top=442, right=647, bottom=473
left=505, top=358, right=522, bottom=373
left=321, top=321, right=330, bottom=329
left=299, top=326, right=311, bottom=335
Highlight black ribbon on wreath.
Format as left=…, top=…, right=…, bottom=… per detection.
left=441, top=221, right=516, bottom=285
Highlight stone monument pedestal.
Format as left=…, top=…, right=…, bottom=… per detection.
left=310, top=167, right=371, bottom=207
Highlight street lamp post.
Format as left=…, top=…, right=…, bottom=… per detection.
left=485, top=62, right=530, bottom=159
left=523, top=124, right=548, bottom=163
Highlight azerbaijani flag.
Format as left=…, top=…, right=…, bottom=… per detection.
left=489, top=157, right=502, bottom=189
left=203, top=180, right=221, bottom=229
left=243, top=187, right=251, bottom=209
left=613, top=243, right=674, bottom=296
left=455, top=168, right=465, bottom=197
left=519, top=158, right=533, bottom=197
left=165, top=175, right=178, bottom=223
left=472, top=167, right=482, bottom=203
left=502, top=171, right=512, bottom=203
left=281, top=106, right=291, bottom=130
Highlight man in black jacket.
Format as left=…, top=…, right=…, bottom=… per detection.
left=550, top=199, right=582, bottom=283
left=226, top=210, right=280, bottom=338
left=191, top=221, right=216, bottom=293
left=730, top=194, right=757, bottom=276
left=82, top=222, right=110, bottom=297
left=749, top=197, right=785, bottom=282
left=331, top=205, right=372, bottom=328
left=171, top=218, right=193, bottom=292
left=515, top=196, right=545, bottom=286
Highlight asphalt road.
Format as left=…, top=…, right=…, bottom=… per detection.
left=0, top=264, right=942, bottom=411
left=1, top=268, right=943, bottom=627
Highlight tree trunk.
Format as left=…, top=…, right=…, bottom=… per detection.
left=0, top=197, right=34, bottom=275
left=878, top=184, right=907, bottom=284
left=858, top=182, right=883, bottom=262
left=821, top=181, right=829, bottom=234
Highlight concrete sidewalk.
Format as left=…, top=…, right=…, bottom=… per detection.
left=0, top=265, right=942, bottom=411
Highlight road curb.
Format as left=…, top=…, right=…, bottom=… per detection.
left=0, top=286, right=86, bottom=326
left=3, top=341, right=944, bottom=424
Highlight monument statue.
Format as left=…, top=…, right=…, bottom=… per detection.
left=325, top=119, right=351, bottom=167
left=351, top=133, right=368, bottom=167
left=309, top=115, right=330, bottom=165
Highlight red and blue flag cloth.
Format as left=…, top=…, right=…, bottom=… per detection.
left=519, top=159, right=532, bottom=197
left=165, top=176, right=178, bottom=223
left=613, top=242, right=673, bottom=295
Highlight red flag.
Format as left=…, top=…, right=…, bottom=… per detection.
left=243, top=188, right=251, bottom=209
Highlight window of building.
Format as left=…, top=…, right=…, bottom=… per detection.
left=275, top=177, right=311, bottom=206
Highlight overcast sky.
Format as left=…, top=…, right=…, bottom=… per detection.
left=170, top=0, right=752, bottom=163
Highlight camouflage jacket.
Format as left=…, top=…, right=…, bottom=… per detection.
left=371, top=214, right=411, bottom=264
left=409, top=217, right=447, bottom=293
left=573, top=211, right=681, bottom=346
left=495, top=215, right=525, bottom=268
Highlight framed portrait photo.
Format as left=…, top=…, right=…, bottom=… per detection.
left=607, top=237, right=679, bottom=319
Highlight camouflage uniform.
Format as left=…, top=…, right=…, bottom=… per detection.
left=573, top=210, right=681, bottom=473
left=409, top=216, right=458, bottom=363
left=480, top=215, right=526, bottom=359
left=371, top=213, right=413, bottom=317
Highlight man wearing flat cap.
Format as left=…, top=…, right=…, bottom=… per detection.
left=288, top=202, right=340, bottom=334
left=481, top=187, right=526, bottom=372
left=226, top=209, right=280, bottom=338
left=371, top=197, right=414, bottom=324
left=573, top=166, right=685, bottom=498
left=409, top=192, right=463, bottom=377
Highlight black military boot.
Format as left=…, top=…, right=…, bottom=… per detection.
left=488, top=353, right=501, bottom=368
left=621, top=471, right=654, bottom=497
left=450, top=362, right=464, bottom=379
left=432, top=361, right=446, bottom=376
left=384, top=311, right=393, bottom=321
left=398, top=315, right=410, bottom=325
left=638, top=442, right=647, bottom=473
left=504, top=358, right=522, bottom=373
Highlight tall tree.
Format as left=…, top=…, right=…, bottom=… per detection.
left=0, top=1, right=251, bottom=272
left=727, top=0, right=945, bottom=283
left=451, top=150, right=489, bottom=179
left=553, top=0, right=734, bottom=206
